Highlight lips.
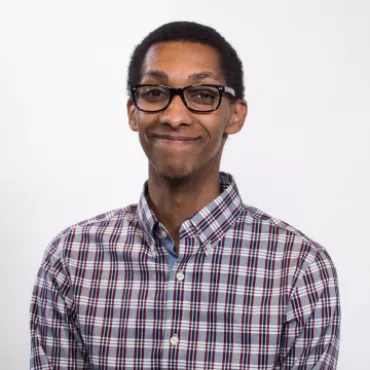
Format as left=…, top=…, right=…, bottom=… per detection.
left=151, top=134, right=202, bottom=149
left=152, top=134, right=201, bottom=142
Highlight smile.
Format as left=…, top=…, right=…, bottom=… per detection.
left=151, top=134, right=202, bottom=147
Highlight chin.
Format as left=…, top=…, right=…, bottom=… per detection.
left=155, top=163, right=197, bottom=181
left=160, top=169, right=194, bottom=182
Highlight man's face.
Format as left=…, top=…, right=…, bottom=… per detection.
left=127, top=41, right=247, bottom=181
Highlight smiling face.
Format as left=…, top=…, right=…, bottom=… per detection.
left=127, top=41, right=247, bottom=181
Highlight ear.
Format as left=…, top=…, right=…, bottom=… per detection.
left=224, top=99, right=248, bottom=136
left=127, top=99, right=138, bottom=132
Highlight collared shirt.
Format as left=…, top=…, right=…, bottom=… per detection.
left=30, top=172, right=340, bottom=369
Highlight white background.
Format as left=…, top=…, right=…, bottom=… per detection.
left=1, top=1, right=369, bottom=369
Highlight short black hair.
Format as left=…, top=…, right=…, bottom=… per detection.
left=127, top=21, right=245, bottom=99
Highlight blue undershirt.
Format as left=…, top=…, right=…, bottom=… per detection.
left=162, top=235, right=178, bottom=269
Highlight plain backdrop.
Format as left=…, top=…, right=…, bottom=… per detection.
left=1, top=1, right=370, bottom=369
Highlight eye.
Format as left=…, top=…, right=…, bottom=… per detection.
left=137, top=86, right=169, bottom=102
left=144, top=88, right=163, bottom=97
left=195, top=92, right=215, bottom=99
left=187, top=87, right=218, bottom=105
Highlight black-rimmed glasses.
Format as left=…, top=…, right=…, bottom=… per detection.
left=130, top=84, right=236, bottom=113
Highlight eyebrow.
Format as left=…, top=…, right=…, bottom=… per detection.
left=187, top=71, right=220, bottom=82
left=141, top=70, right=221, bottom=83
left=142, top=70, right=168, bottom=81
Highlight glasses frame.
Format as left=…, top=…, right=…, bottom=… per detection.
left=130, top=84, right=236, bottom=113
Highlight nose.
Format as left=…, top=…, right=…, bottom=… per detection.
left=158, top=94, right=193, bottom=129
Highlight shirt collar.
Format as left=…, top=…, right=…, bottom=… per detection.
left=136, top=172, right=243, bottom=252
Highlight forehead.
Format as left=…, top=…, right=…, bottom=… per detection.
left=141, top=41, right=224, bottom=83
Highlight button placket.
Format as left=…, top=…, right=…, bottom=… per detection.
left=166, top=235, right=194, bottom=366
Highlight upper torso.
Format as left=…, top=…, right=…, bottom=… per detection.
left=32, top=173, right=339, bottom=369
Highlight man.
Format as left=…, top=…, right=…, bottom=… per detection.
left=30, top=21, right=340, bottom=369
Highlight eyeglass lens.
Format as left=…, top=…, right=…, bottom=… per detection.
left=134, top=85, right=221, bottom=112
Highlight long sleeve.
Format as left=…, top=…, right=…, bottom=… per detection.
left=30, top=236, right=90, bottom=369
left=279, top=249, right=341, bottom=369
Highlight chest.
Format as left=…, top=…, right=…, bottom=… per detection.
left=70, top=246, right=288, bottom=369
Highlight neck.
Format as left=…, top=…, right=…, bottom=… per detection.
left=147, top=166, right=221, bottom=251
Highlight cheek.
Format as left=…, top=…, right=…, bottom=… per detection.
left=135, top=112, right=157, bottom=137
left=202, top=113, right=228, bottom=141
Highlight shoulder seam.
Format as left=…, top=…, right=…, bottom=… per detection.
left=240, top=204, right=324, bottom=253
left=54, top=205, right=138, bottom=240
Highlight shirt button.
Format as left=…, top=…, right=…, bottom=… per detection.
left=160, top=230, right=167, bottom=239
left=176, top=271, right=184, bottom=281
left=150, top=244, right=156, bottom=255
left=170, top=335, right=179, bottom=345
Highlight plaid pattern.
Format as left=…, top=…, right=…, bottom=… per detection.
left=30, top=172, right=340, bottom=369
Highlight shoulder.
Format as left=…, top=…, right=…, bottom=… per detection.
left=42, top=204, right=139, bottom=259
left=237, top=204, right=337, bottom=282
left=238, top=203, right=324, bottom=248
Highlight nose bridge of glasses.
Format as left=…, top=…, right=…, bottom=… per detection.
left=159, top=89, right=192, bottom=125
left=167, top=87, right=188, bottom=109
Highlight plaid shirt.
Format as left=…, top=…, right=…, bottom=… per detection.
left=30, top=172, right=340, bottom=369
